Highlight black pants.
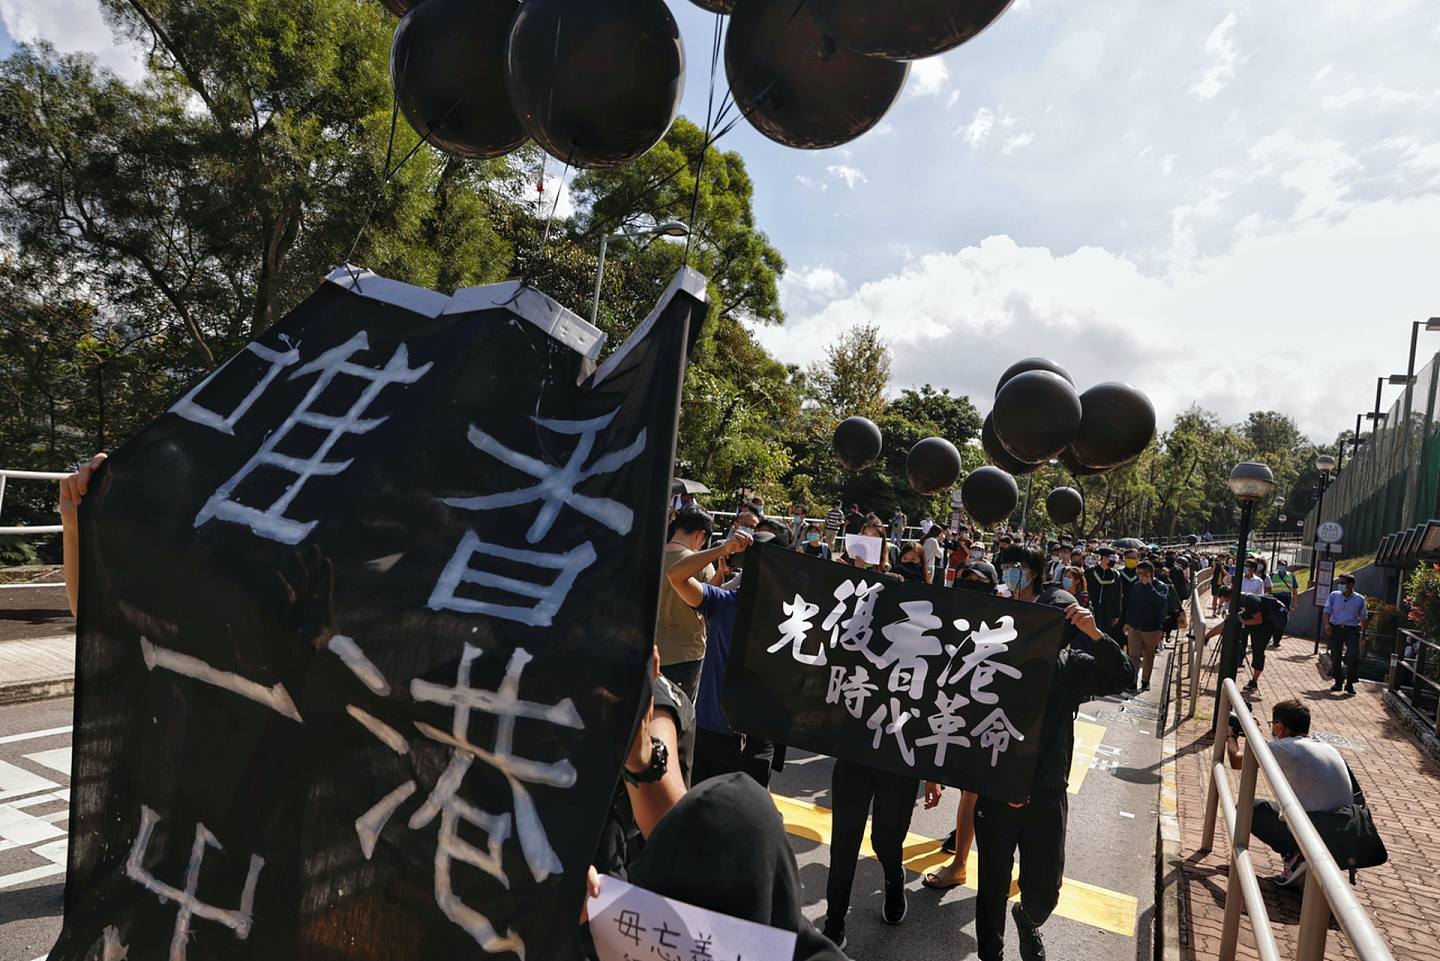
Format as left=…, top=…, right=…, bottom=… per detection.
left=691, top=727, right=773, bottom=788
left=1329, top=625, right=1361, bottom=685
left=1252, top=800, right=1301, bottom=860
left=825, top=759, right=919, bottom=924
left=659, top=659, right=703, bottom=703
left=975, top=790, right=1068, bottom=961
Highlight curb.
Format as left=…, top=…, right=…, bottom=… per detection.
left=1157, top=667, right=1187, bottom=961
left=0, top=674, right=75, bottom=706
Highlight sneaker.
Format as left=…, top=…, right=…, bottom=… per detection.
left=882, top=879, right=908, bottom=925
left=1345, top=683, right=1357, bottom=695
left=941, top=828, right=957, bottom=854
left=1242, top=679, right=1256, bottom=691
left=1012, top=903, right=1046, bottom=961
left=1330, top=682, right=1344, bottom=692
left=1274, top=853, right=1308, bottom=888
left=821, top=918, right=847, bottom=952
left=1141, top=682, right=1150, bottom=692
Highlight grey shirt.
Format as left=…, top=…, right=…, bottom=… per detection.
left=1269, top=736, right=1353, bottom=812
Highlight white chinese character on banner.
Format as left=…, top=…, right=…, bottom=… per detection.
left=194, top=332, right=431, bottom=544
left=914, top=691, right=972, bottom=765
left=124, top=805, right=264, bottom=961
left=821, top=580, right=885, bottom=662
left=876, top=601, right=944, bottom=699
left=867, top=697, right=919, bottom=767
left=427, top=531, right=597, bottom=627
left=349, top=643, right=584, bottom=958
left=825, top=665, right=878, bottom=719
left=172, top=339, right=301, bottom=435
left=973, top=707, right=1025, bottom=767
left=442, top=411, right=646, bottom=543
left=937, top=616, right=1023, bottom=703
left=769, top=593, right=825, bottom=665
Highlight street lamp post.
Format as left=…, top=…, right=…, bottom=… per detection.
left=589, top=220, right=690, bottom=325
left=1273, top=512, right=1286, bottom=567
left=1219, top=462, right=1276, bottom=690
left=1309, top=454, right=1338, bottom=583
left=1019, top=458, right=1058, bottom=539
left=1396, top=318, right=1440, bottom=528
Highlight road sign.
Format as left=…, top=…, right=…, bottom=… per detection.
left=1313, top=558, right=1336, bottom=606
left=1315, top=541, right=1342, bottom=554
left=1317, top=520, right=1344, bottom=544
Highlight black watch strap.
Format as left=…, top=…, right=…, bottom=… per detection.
left=622, top=737, right=668, bottom=785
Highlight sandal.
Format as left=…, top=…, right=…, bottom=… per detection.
left=922, top=864, right=967, bottom=890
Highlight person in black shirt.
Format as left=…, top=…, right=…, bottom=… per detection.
left=1085, top=550, right=1124, bottom=636
left=1204, top=592, right=1288, bottom=698
left=978, top=546, right=1134, bottom=961
left=843, top=503, right=865, bottom=536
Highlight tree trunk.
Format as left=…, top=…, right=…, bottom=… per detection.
left=251, top=199, right=303, bottom=336
left=95, top=363, right=106, bottom=451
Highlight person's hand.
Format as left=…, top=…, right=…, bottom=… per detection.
left=626, top=649, right=661, bottom=775
left=1008, top=800, right=1028, bottom=809
left=1324, top=624, right=1332, bottom=637
left=579, top=865, right=601, bottom=923
left=58, top=453, right=107, bottom=518
left=924, top=781, right=944, bottom=809
left=721, top=528, right=754, bottom=556
left=1064, top=603, right=1102, bottom=641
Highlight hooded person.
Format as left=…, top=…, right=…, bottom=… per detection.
left=627, top=773, right=848, bottom=961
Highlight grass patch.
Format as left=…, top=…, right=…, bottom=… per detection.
left=1294, top=554, right=1374, bottom=592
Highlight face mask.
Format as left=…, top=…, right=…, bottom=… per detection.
left=970, top=549, right=984, bottom=560
left=807, top=532, right=820, bottom=543
left=957, top=578, right=992, bottom=593
left=1062, top=576, right=1075, bottom=591
left=1125, top=558, right=1138, bottom=570
left=1002, top=566, right=1030, bottom=593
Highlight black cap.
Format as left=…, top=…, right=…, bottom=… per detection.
left=963, top=560, right=998, bottom=584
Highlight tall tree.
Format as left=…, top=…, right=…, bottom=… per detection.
left=808, top=324, right=891, bottom=419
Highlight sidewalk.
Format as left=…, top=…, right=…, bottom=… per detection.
left=1166, top=623, right=1440, bottom=960
left=0, top=635, right=75, bottom=704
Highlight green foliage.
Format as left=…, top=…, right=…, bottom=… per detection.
left=1405, top=565, right=1440, bottom=642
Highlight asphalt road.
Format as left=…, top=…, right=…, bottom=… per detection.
left=0, top=583, right=72, bottom=645
left=0, top=649, right=1171, bottom=961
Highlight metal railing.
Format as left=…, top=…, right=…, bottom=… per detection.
left=1198, top=677, right=1394, bottom=961
left=0, top=469, right=68, bottom=591
left=0, top=468, right=68, bottom=536
left=1389, top=628, right=1440, bottom=737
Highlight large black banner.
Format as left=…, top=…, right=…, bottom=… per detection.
left=53, top=265, right=707, bottom=961
left=724, top=546, right=1066, bottom=801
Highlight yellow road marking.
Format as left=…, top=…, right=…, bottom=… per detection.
left=773, top=793, right=1138, bottom=938
left=1069, top=719, right=1108, bottom=794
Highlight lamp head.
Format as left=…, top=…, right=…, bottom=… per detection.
left=1314, top=454, right=1338, bottom=474
left=1227, top=461, right=1276, bottom=503
left=654, top=220, right=690, bottom=237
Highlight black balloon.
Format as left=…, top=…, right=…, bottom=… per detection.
left=391, top=0, right=527, bottom=160
left=995, top=356, right=1073, bottom=396
left=982, top=413, right=1040, bottom=476
left=907, top=437, right=962, bottom=495
left=991, top=370, right=1083, bottom=463
left=1058, top=446, right=1107, bottom=478
left=808, top=0, right=1015, bottom=61
left=725, top=0, right=909, bottom=150
left=688, top=0, right=735, bottom=11
left=506, top=0, right=685, bottom=169
left=961, top=466, right=1019, bottom=528
left=380, top=0, right=415, bottom=15
left=1045, top=487, right=1083, bottom=526
left=1071, top=382, right=1157, bottom=470
left=833, top=416, right=883, bottom=471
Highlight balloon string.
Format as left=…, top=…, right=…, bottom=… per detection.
left=687, top=12, right=726, bottom=266
left=538, top=152, right=573, bottom=257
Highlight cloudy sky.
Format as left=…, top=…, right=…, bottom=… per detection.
left=4, top=0, right=1440, bottom=441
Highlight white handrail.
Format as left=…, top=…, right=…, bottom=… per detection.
left=0, top=468, right=68, bottom=537
left=1199, top=677, right=1395, bottom=961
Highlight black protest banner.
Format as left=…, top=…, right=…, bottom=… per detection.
left=724, top=545, right=1065, bottom=801
left=51, top=265, right=707, bottom=961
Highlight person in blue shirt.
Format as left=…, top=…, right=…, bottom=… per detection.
left=1322, top=575, right=1368, bottom=695
left=665, top=526, right=774, bottom=786
left=1120, top=560, right=1184, bottom=691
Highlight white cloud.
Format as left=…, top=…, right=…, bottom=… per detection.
left=779, top=265, right=850, bottom=316
left=1161, top=153, right=1177, bottom=175
left=1321, top=84, right=1436, bottom=110
left=826, top=164, right=868, bottom=189
left=0, top=0, right=145, bottom=81
left=908, top=57, right=950, bottom=98
left=796, top=174, right=824, bottom=191
left=1190, top=13, right=1240, bottom=99
left=1001, top=131, right=1036, bottom=155
left=962, top=108, right=995, bottom=147
left=756, top=193, right=1440, bottom=441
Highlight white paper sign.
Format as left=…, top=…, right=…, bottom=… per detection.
left=845, top=534, right=884, bottom=566
left=589, top=875, right=797, bottom=961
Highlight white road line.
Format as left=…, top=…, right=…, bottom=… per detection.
left=0, top=725, right=72, bottom=745
left=23, top=748, right=71, bottom=775
left=1119, top=811, right=1136, bottom=819
left=0, top=760, right=59, bottom=802
left=1077, top=711, right=1097, bottom=721
left=0, top=861, right=65, bottom=890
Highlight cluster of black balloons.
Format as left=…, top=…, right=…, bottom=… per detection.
left=983, top=358, right=1155, bottom=478
left=384, top=0, right=1017, bottom=168
left=388, top=0, right=684, bottom=168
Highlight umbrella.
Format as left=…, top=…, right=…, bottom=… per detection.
left=671, top=478, right=711, bottom=496
left=1114, top=537, right=1147, bottom=549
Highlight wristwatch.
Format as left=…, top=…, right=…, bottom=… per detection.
left=621, top=737, right=669, bottom=785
